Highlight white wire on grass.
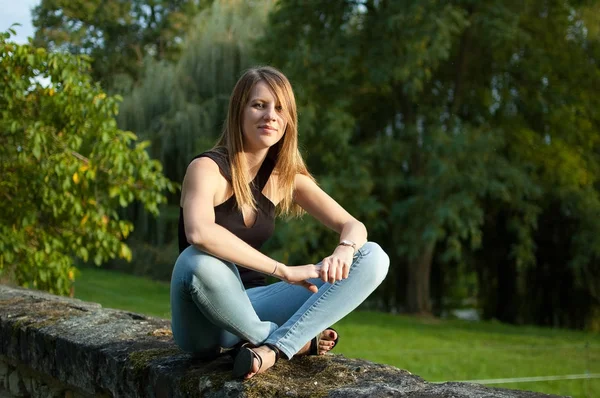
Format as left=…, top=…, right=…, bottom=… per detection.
left=440, top=373, right=600, bottom=385
left=391, top=343, right=594, bottom=353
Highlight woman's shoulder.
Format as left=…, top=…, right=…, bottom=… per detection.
left=191, top=147, right=228, bottom=163
left=189, top=147, right=231, bottom=182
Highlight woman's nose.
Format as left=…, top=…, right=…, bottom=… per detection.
left=264, top=107, right=276, bottom=120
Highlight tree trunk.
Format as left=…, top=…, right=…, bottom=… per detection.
left=495, top=256, right=517, bottom=323
left=405, top=240, right=436, bottom=314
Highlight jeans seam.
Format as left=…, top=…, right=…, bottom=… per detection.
left=272, top=249, right=366, bottom=350
left=190, top=284, right=252, bottom=341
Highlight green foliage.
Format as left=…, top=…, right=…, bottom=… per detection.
left=0, top=29, right=175, bottom=295
left=110, top=0, right=275, bottom=277
left=31, top=0, right=211, bottom=90
left=259, top=0, right=600, bottom=323
left=119, top=0, right=275, bottom=180
left=32, top=0, right=600, bottom=328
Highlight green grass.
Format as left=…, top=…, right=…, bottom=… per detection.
left=333, top=312, right=599, bottom=397
left=74, top=266, right=171, bottom=318
left=74, top=267, right=600, bottom=397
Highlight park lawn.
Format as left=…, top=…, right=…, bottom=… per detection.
left=73, top=266, right=172, bottom=318
left=334, top=312, right=599, bottom=398
left=74, top=267, right=599, bottom=398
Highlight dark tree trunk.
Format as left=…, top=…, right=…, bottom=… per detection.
left=476, top=208, right=509, bottom=321
left=495, top=256, right=518, bottom=323
left=405, top=240, right=435, bottom=314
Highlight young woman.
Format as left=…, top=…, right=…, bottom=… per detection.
left=170, top=66, right=389, bottom=379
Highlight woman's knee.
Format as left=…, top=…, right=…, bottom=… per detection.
left=175, top=247, right=239, bottom=290
left=357, top=241, right=390, bottom=285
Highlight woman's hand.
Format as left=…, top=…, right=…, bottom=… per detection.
left=280, top=264, right=321, bottom=293
left=319, top=245, right=354, bottom=284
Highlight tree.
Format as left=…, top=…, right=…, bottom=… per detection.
left=0, top=29, right=175, bottom=295
left=466, top=0, right=600, bottom=327
left=258, top=0, right=530, bottom=314
left=31, top=0, right=210, bottom=90
left=111, top=0, right=275, bottom=279
left=258, top=0, right=600, bottom=327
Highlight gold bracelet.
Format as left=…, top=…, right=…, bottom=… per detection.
left=270, top=261, right=279, bottom=277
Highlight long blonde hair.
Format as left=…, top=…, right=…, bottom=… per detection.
left=214, top=66, right=313, bottom=217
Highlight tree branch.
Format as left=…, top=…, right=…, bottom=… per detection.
left=451, top=8, right=476, bottom=118
left=69, top=150, right=90, bottom=164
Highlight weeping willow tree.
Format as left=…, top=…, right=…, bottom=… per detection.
left=114, top=0, right=275, bottom=278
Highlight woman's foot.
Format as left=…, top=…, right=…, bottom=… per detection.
left=298, top=328, right=338, bottom=356
left=234, top=345, right=279, bottom=379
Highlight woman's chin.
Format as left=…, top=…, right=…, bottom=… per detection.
left=244, top=137, right=282, bottom=151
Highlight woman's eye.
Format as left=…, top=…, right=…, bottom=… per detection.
left=253, top=103, right=264, bottom=109
left=276, top=105, right=283, bottom=112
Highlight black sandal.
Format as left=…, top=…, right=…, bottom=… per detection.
left=226, top=340, right=249, bottom=359
left=232, top=343, right=280, bottom=379
left=309, top=327, right=340, bottom=355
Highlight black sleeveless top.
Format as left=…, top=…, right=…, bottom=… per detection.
left=178, top=150, right=276, bottom=288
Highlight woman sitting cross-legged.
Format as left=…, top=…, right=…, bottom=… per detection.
left=170, top=66, right=390, bottom=379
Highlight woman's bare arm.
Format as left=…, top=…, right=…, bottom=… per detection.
left=294, top=173, right=368, bottom=283
left=181, top=158, right=319, bottom=289
left=293, top=174, right=367, bottom=246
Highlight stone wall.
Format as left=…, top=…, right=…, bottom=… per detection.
left=0, top=285, right=565, bottom=397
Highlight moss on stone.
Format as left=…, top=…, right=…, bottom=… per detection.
left=173, top=354, right=364, bottom=398
left=174, top=354, right=360, bottom=398
left=128, top=348, right=180, bottom=377
left=31, top=318, right=62, bottom=329
left=204, top=370, right=231, bottom=390
left=180, top=372, right=210, bottom=397
left=176, top=356, right=234, bottom=396
left=7, top=302, right=82, bottom=332
left=240, top=355, right=359, bottom=398
left=8, top=307, right=74, bottom=333
left=0, top=297, right=26, bottom=306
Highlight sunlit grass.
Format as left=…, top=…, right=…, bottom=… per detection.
left=74, top=266, right=171, bottom=318
left=74, top=267, right=599, bottom=397
left=332, top=311, right=599, bottom=397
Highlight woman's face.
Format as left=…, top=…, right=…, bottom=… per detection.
left=241, top=81, right=287, bottom=152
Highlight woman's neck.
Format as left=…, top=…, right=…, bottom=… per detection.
left=243, top=149, right=269, bottom=179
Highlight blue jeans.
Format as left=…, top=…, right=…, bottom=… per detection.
left=170, top=242, right=389, bottom=359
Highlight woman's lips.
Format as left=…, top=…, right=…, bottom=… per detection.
left=259, top=125, right=277, bottom=133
